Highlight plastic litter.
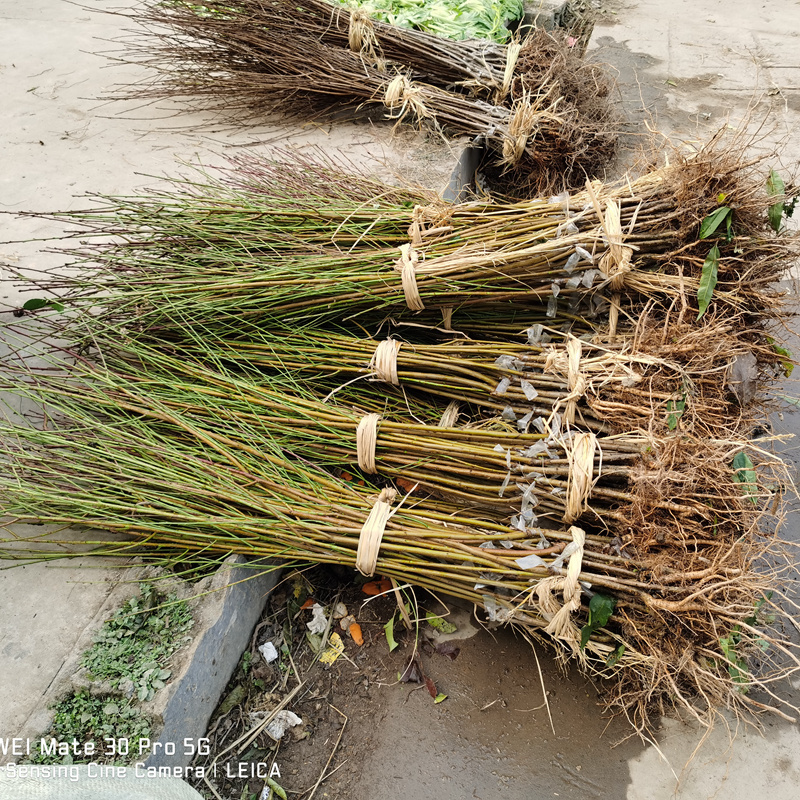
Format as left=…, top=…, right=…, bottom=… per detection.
left=306, top=603, right=327, bottom=634
left=258, top=641, right=279, bottom=663
left=266, top=710, right=304, bottom=741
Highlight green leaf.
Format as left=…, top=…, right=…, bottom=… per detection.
left=384, top=614, right=399, bottom=652
left=267, top=778, right=288, bottom=800
left=767, top=337, right=794, bottom=377
left=699, top=207, right=731, bottom=239
left=434, top=693, right=447, bottom=704
left=719, top=633, right=748, bottom=685
left=767, top=169, right=786, bottom=233
left=744, top=592, right=774, bottom=628
left=579, top=593, right=616, bottom=650
left=425, top=610, right=457, bottom=634
left=666, top=397, right=685, bottom=430
left=732, top=451, right=758, bottom=505
left=605, top=644, right=626, bottom=668
left=22, top=298, right=64, bottom=312
left=696, top=244, right=719, bottom=321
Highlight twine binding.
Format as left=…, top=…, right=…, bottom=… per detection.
left=535, top=525, right=586, bottom=644
left=543, top=335, right=587, bottom=425
left=501, top=91, right=564, bottom=166
left=438, top=400, right=460, bottom=428
left=585, top=182, right=636, bottom=339
left=395, top=243, right=425, bottom=311
left=383, top=74, right=430, bottom=124
left=563, top=431, right=597, bottom=523
left=356, top=412, right=381, bottom=474
left=370, top=339, right=402, bottom=385
left=497, top=41, right=522, bottom=102
left=356, top=487, right=397, bottom=577
left=347, top=9, right=385, bottom=70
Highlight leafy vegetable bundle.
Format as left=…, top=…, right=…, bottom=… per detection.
left=329, top=0, right=524, bottom=44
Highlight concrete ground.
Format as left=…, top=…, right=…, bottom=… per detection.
left=1, top=0, right=800, bottom=798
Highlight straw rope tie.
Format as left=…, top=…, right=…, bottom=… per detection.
left=600, top=200, right=633, bottom=291
left=585, top=184, right=635, bottom=339
left=383, top=74, right=430, bottom=123
left=563, top=431, right=597, bottom=523
left=395, top=242, right=425, bottom=312
left=356, top=412, right=381, bottom=474
left=408, top=203, right=450, bottom=247
left=370, top=339, right=402, bottom=385
left=535, top=526, right=586, bottom=644
left=497, top=41, right=522, bottom=102
left=438, top=400, right=460, bottom=428
left=356, top=487, right=397, bottom=577
left=347, top=9, right=385, bottom=69
left=565, top=336, right=587, bottom=424
left=543, top=336, right=587, bottom=425
left=441, top=305, right=454, bottom=330
left=501, top=91, right=564, bottom=166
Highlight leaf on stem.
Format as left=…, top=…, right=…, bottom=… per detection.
left=699, top=207, right=731, bottom=239
left=579, top=593, right=616, bottom=650
left=696, top=244, right=719, bottom=321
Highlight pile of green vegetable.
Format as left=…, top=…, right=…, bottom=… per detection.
left=331, top=0, right=523, bottom=43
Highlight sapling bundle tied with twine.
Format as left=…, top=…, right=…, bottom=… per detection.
left=4, top=135, right=799, bottom=731
left=0, top=340, right=796, bottom=731
left=107, top=0, right=617, bottom=194
left=33, top=141, right=796, bottom=354
left=162, top=315, right=783, bottom=439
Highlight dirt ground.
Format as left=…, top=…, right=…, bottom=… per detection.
left=190, top=566, right=644, bottom=800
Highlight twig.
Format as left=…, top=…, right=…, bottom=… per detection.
left=304, top=704, right=348, bottom=800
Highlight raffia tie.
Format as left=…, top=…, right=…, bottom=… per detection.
left=563, top=431, right=597, bottom=523
left=535, top=525, right=586, bottom=645
left=356, top=412, right=381, bottom=474
left=492, top=41, right=522, bottom=103
left=584, top=183, right=635, bottom=339
left=408, top=203, right=453, bottom=248
left=356, top=487, right=397, bottom=577
left=543, top=336, right=587, bottom=425
left=394, top=243, right=425, bottom=312
left=383, top=74, right=430, bottom=123
left=370, top=339, right=401, bottom=385
left=438, top=400, right=460, bottom=428
left=599, top=200, right=633, bottom=291
left=501, top=91, right=564, bottom=166
left=348, top=9, right=385, bottom=70
left=440, top=305, right=453, bottom=330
